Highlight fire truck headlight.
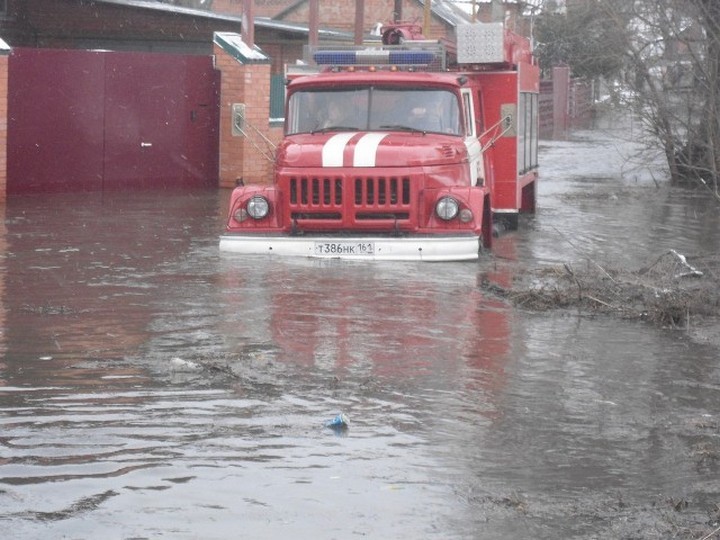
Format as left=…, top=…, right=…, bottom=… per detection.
left=435, top=196, right=460, bottom=221
left=246, top=196, right=270, bottom=219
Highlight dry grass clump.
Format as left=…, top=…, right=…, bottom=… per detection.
left=487, top=251, right=720, bottom=327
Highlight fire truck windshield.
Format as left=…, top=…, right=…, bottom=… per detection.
left=287, top=87, right=462, bottom=136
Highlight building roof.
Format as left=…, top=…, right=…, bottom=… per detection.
left=95, top=0, right=236, bottom=21
left=94, top=0, right=355, bottom=40
left=255, top=17, right=356, bottom=40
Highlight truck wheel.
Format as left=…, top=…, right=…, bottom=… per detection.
left=497, top=213, right=519, bottom=231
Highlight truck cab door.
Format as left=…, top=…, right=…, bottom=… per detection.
left=461, top=89, right=484, bottom=186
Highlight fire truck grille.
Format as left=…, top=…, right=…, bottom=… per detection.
left=289, top=177, right=343, bottom=206
left=354, top=177, right=411, bottom=207
left=287, top=176, right=413, bottom=223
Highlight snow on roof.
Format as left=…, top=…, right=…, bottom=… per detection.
left=255, top=17, right=356, bottom=40
left=214, top=32, right=270, bottom=62
left=95, top=0, right=238, bottom=22
left=0, top=38, right=10, bottom=53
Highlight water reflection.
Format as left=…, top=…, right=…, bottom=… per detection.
left=1, top=191, right=220, bottom=382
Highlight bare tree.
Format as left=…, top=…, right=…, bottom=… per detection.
left=600, top=0, right=720, bottom=193
left=534, top=0, right=720, bottom=192
left=534, top=1, right=625, bottom=80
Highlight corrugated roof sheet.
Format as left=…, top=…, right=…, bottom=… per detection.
left=416, top=0, right=472, bottom=27
left=95, top=0, right=235, bottom=21
left=93, top=0, right=359, bottom=39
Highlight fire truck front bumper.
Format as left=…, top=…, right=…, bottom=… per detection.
left=218, top=234, right=480, bottom=262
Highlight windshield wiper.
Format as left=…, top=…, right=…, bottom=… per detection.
left=378, top=124, right=427, bottom=134
left=311, top=126, right=361, bottom=134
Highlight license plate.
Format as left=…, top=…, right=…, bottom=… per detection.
left=314, top=241, right=375, bottom=256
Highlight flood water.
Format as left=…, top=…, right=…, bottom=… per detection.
left=1, top=125, right=720, bottom=539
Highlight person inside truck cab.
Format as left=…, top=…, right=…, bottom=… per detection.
left=320, top=100, right=352, bottom=129
left=405, top=94, right=445, bottom=132
left=408, top=92, right=462, bottom=135
left=408, top=103, right=440, bottom=131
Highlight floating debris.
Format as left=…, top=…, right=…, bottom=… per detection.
left=324, top=413, right=349, bottom=432
left=483, top=251, right=720, bottom=328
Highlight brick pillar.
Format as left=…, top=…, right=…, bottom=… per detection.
left=552, top=66, right=570, bottom=141
left=214, top=32, right=273, bottom=189
left=0, top=42, right=9, bottom=202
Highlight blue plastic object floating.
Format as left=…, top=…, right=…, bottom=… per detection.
left=324, top=413, right=349, bottom=430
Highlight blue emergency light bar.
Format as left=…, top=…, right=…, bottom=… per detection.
left=313, top=49, right=437, bottom=66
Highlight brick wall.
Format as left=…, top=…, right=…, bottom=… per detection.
left=212, top=0, right=456, bottom=41
left=539, top=67, right=594, bottom=140
left=279, top=0, right=386, bottom=34
left=214, top=0, right=280, bottom=18
left=277, top=0, right=452, bottom=40
left=539, top=80, right=554, bottom=139
left=259, top=41, right=305, bottom=75
left=214, top=40, right=275, bottom=188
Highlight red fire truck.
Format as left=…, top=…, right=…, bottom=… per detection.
left=219, top=22, right=539, bottom=261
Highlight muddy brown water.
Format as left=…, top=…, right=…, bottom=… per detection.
left=1, top=127, right=720, bottom=539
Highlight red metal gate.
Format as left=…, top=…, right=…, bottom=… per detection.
left=7, top=48, right=219, bottom=193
